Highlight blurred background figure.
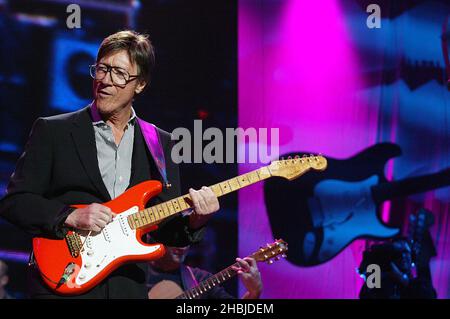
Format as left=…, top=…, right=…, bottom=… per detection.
left=0, top=259, right=14, bottom=299
left=358, top=237, right=436, bottom=299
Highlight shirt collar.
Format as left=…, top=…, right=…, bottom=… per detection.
left=90, top=102, right=137, bottom=126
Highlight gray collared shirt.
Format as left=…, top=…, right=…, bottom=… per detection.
left=91, top=104, right=136, bottom=199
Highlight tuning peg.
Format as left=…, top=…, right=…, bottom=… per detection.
left=282, top=254, right=287, bottom=258
left=275, top=257, right=280, bottom=261
left=267, top=260, right=274, bottom=265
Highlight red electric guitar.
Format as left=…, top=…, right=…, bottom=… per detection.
left=32, top=155, right=327, bottom=295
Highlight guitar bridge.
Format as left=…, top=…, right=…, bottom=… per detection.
left=65, top=233, right=82, bottom=257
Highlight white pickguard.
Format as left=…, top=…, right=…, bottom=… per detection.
left=74, top=206, right=160, bottom=286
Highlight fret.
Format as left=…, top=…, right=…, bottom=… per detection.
left=138, top=211, right=145, bottom=224
left=210, top=184, right=223, bottom=197
left=219, top=181, right=232, bottom=194
left=127, top=215, right=136, bottom=229
left=256, top=168, right=261, bottom=179
left=238, top=173, right=251, bottom=186
left=146, top=210, right=152, bottom=222
left=258, top=166, right=272, bottom=179
left=141, top=210, right=149, bottom=224
left=156, top=205, right=165, bottom=219
left=134, top=214, right=142, bottom=228
left=182, top=196, right=192, bottom=209
left=166, top=201, right=175, bottom=215
left=148, top=208, right=156, bottom=222
left=146, top=209, right=154, bottom=223
left=177, top=196, right=188, bottom=211
left=151, top=206, right=160, bottom=221
left=161, top=202, right=169, bottom=216
left=247, top=171, right=260, bottom=183
left=227, top=178, right=240, bottom=191
left=171, top=199, right=181, bottom=212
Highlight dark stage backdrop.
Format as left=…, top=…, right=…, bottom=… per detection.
left=238, top=0, right=449, bottom=298
left=0, top=0, right=237, bottom=297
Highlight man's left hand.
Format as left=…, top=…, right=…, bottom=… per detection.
left=188, top=186, right=220, bottom=229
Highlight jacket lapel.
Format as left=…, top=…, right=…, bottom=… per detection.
left=70, top=106, right=111, bottom=202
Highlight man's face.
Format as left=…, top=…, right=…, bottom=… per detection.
left=93, top=50, right=146, bottom=115
left=152, top=246, right=190, bottom=271
left=165, top=246, right=190, bottom=265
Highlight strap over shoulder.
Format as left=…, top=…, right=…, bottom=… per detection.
left=136, top=117, right=171, bottom=188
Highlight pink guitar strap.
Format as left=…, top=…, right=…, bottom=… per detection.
left=180, top=264, right=199, bottom=291
left=136, top=118, right=171, bottom=188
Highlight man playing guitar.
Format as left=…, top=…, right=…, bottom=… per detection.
left=0, top=30, right=220, bottom=298
left=147, top=245, right=263, bottom=299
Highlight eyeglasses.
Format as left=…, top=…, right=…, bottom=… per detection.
left=89, top=63, right=138, bottom=86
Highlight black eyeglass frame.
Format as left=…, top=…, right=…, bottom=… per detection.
left=89, top=63, right=139, bottom=86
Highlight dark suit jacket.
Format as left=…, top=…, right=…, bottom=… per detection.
left=0, top=106, right=204, bottom=298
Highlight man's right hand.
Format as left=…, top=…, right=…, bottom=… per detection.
left=64, top=203, right=115, bottom=232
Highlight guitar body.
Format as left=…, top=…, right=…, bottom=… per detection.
left=148, top=280, right=184, bottom=299
left=32, top=180, right=166, bottom=295
left=264, top=143, right=401, bottom=266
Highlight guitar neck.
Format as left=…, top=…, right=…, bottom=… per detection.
left=128, top=166, right=273, bottom=230
left=176, top=263, right=240, bottom=299
left=372, top=168, right=449, bottom=204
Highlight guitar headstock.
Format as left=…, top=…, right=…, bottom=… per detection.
left=268, top=155, right=327, bottom=181
left=250, top=239, right=288, bottom=264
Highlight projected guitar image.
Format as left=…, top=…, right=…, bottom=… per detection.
left=264, top=143, right=449, bottom=266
